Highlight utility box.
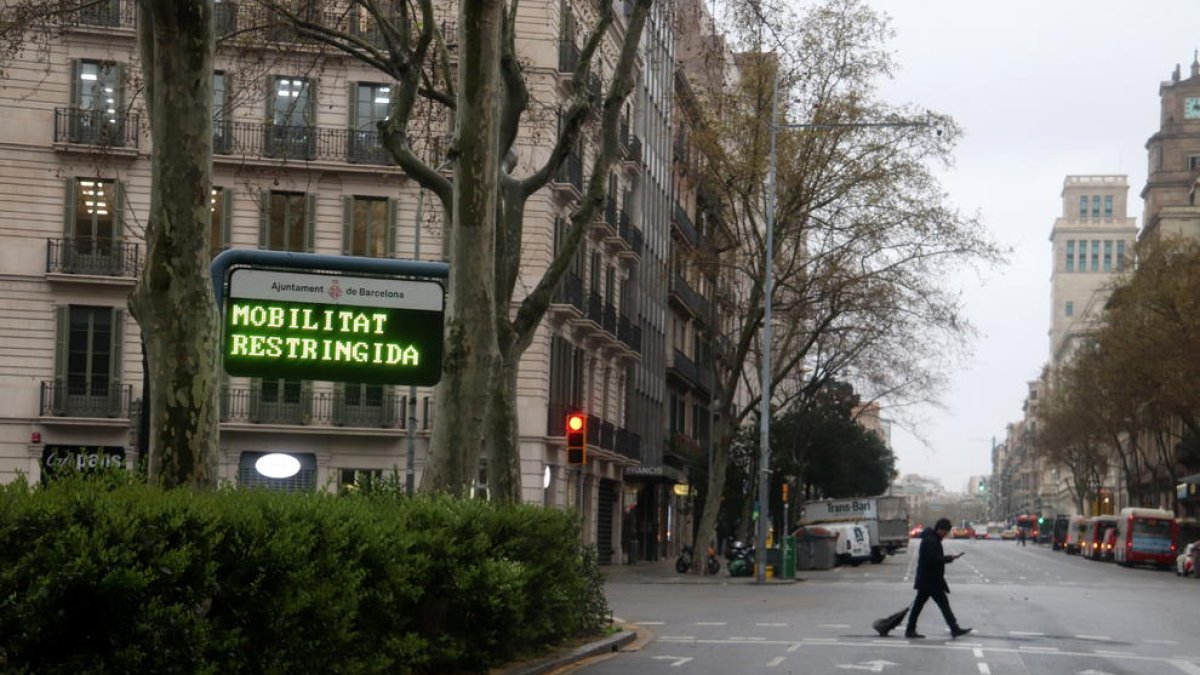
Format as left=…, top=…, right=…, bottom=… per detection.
left=780, top=535, right=796, bottom=578
left=795, top=526, right=837, bottom=570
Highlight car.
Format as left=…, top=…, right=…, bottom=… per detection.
left=950, top=527, right=973, bottom=539
left=910, top=525, right=924, bottom=538
left=1001, top=529, right=1017, bottom=540
left=1178, top=541, right=1199, bottom=577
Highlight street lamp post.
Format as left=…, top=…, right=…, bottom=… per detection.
left=755, top=73, right=932, bottom=583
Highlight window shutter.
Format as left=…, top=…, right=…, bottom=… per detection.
left=385, top=198, right=397, bottom=257
left=249, top=378, right=262, bottom=422
left=347, top=82, right=358, bottom=129
left=63, top=178, right=77, bottom=237
left=69, top=59, right=81, bottom=108
left=114, top=62, right=126, bottom=112
left=305, top=193, right=316, bottom=252
left=114, top=180, right=126, bottom=242
left=258, top=189, right=269, bottom=248
left=300, top=380, right=313, bottom=423
left=221, top=186, right=233, bottom=247
left=110, top=307, right=125, bottom=416
left=342, top=196, right=353, bottom=255
left=54, top=305, right=70, bottom=382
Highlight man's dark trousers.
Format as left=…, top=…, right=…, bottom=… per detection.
left=909, top=589, right=959, bottom=632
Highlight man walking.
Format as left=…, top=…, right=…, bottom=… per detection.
left=905, top=518, right=972, bottom=639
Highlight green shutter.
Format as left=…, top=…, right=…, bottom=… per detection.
left=69, top=59, right=81, bottom=108
left=347, top=82, right=358, bottom=129
left=110, top=307, right=125, bottom=416
left=258, top=189, right=269, bottom=248
left=54, top=305, right=70, bottom=381
left=114, top=180, right=126, bottom=242
left=385, top=198, right=397, bottom=257
left=63, top=178, right=77, bottom=236
left=342, top=196, right=353, bottom=255
left=220, top=186, right=233, bottom=248
left=305, top=193, right=317, bottom=252
left=114, top=62, right=126, bottom=113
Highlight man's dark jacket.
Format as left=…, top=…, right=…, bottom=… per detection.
left=913, top=527, right=956, bottom=592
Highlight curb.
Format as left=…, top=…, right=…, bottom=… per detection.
left=499, top=630, right=636, bottom=675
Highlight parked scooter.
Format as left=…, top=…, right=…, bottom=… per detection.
left=725, top=540, right=756, bottom=577
left=676, top=544, right=721, bottom=574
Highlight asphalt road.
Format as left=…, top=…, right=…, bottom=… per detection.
left=580, top=538, right=1200, bottom=675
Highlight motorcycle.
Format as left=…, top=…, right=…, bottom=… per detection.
left=676, top=544, right=721, bottom=574
left=725, top=540, right=756, bottom=577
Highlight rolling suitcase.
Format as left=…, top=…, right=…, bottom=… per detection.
left=871, top=607, right=910, bottom=637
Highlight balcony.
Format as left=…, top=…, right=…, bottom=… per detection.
left=669, top=274, right=711, bottom=321
left=46, top=238, right=140, bottom=280
left=615, top=427, right=641, bottom=461
left=623, top=135, right=642, bottom=169
left=54, top=108, right=140, bottom=150
left=550, top=153, right=583, bottom=202
left=220, top=386, right=409, bottom=429
left=558, top=40, right=581, bottom=75
left=212, top=121, right=401, bottom=166
left=66, top=0, right=136, bottom=29
left=619, top=119, right=630, bottom=156
left=40, top=380, right=132, bottom=419
left=616, top=210, right=643, bottom=260
left=673, top=133, right=690, bottom=165
left=672, top=204, right=700, bottom=248
left=668, top=349, right=713, bottom=395
left=591, top=199, right=618, bottom=239
left=617, top=315, right=642, bottom=354
left=215, top=1, right=238, bottom=37
left=603, top=301, right=618, bottom=336
left=549, top=272, right=586, bottom=321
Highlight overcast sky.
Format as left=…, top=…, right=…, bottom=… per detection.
left=860, top=1, right=1200, bottom=493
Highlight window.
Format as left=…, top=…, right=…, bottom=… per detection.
left=1077, top=240, right=1086, bottom=271
left=336, top=383, right=390, bottom=427
left=343, top=196, right=394, bottom=257
left=1104, top=195, right=1113, bottom=218
left=267, top=76, right=314, bottom=159
left=69, top=60, right=125, bottom=145
left=1065, top=301, right=1073, bottom=317
left=1091, top=196, right=1100, bottom=218
left=52, top=305, right=125, bottom=416
left=210, top=186, right=230, bottom=258
left=349, top=83, right=392, bottom=164
left=338, top=468, right=384, bottom=493
left=254, top=379, right=308, bottom=424
left=1078, top=196, right=1087, bottom=219
left=62, top=178, right=125, bottom=275
left=1103, top=240, right=1112, bottom=272
left=238, top=451, right=316, bottom=492
left=1189, top=155, right=1200, bottom=171
left=260, top=191, right=314, bottom=252
left=1091, top=240, right=1100, bottom=271
left=1065, top=240, right=1075, bottom=272
left=1117, top=240, right=1126, bottom=271
left=213, top=71, right=231, bottom=154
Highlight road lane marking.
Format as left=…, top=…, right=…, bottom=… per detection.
left=787, top=643, right=801, bottom=652
left=1147, top=640, right=1180, bottom=645
left=731, top=637, right=767, bottom=641
left=1170, top=661, right=1200, bottom=675
left=807, top=637, right=840, bottom=642
left=635, top=621, right=665, bottom=625
left=695, top=622, right=726, bottom=626
left=973, top=648, right=984, bottom=658
left=977, top=664, right=991, bottom=675
left=1019, top=646, right=1059, bottom=653
left=767, top=656, right=786, bottom=667
left=1093, top=650, right=1134, bottom=656
left=652, top=656, right=692, bottom=667
left=1009, top=631, right=1045, bottom=637
left=1076, top=635, right=1112, bottom=641
left=820, top=624, right=852, bottom=628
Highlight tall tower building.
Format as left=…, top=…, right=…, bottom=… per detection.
left=1142, top=54, right=1200, bottom=241
left=1048, top=175, right=1138, bottom=368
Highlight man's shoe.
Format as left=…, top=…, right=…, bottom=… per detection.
left=904, top=631, right=925, bottom=639
left=951, top=627, right=973, bottom=638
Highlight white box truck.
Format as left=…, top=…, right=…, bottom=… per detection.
left=798, top=496, right=910, bottom=564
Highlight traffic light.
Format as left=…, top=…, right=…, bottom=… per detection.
left=566, top=413, right=587, bottom=464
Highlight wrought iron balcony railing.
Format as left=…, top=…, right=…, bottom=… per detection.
left=552, top=272, right=586, bottom=313
left=617, top=315, right=642, bottom=354
left=212, top=121, right=398, bottom=166
left=46, top=238, right=141, bottom=278
left=618, top=212, right=643, bottom=257
left=672, top=204, right=700, bottom=248
left=615, top=427, right=641, bottom=461
left=220, top=386, right=410, bottom=428
left=670, top=274, right=711, bottom=319
left=68, top=0, right=136, bottom=29
left=552, top=152, right=584, bottom=194
left=54, top=108, right=140, bottom=149
left=40, top=380, right=132, bottom=418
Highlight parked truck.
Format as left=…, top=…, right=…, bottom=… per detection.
left=798, top=496, right=910, bottom=564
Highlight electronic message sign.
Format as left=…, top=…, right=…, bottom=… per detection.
left=224, top=268, right=443, bottom=386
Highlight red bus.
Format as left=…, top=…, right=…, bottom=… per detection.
left=1015, top=514, right=1039, bottom=540
left=1114, top=507, right=1178, bottom=569
left=1084, top=516, right=1117, bottom=560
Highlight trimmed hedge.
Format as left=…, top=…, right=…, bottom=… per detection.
left=0, top=476, right=609, bottom=674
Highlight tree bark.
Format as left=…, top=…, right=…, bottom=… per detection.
left=128, top=0, right=220, bottom=489
left=420, top=0, right=504, bottom=495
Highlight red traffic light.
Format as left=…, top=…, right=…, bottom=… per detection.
left=567, top=413, right=585, bottom=432
left=566, top=413, right=586, bottom=465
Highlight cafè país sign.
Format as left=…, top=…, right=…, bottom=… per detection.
left=224, top=269, right=444, bottom=386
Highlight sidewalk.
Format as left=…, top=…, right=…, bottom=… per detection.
left=601, top=558, right=802, bottom=584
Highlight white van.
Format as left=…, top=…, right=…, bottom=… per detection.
left=826, top=523, right=872, bottom=566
